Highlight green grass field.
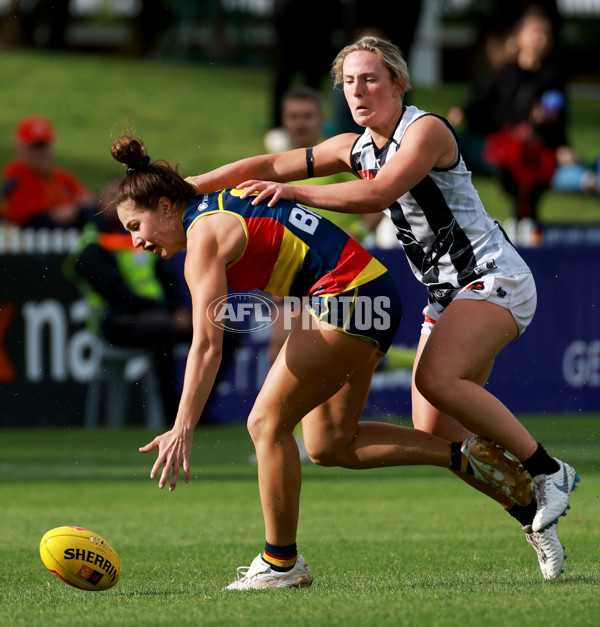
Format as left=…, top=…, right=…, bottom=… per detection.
left=1, top=416, right=599, bottom=626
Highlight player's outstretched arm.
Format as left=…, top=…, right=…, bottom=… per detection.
left=139, top=214, right=241, bottom=491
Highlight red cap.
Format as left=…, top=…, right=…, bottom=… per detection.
left=15, top=116, right=55, bottom=144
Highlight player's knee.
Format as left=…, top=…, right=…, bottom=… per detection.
left=414, top=366, right=455, bottom=410
left=247, top=409, right=294, bottom=445
left=247, top=410, right=270, bottom=444
left=306, top=448, right=338, bottom=467
left=305, top=437, right=348, bottom=467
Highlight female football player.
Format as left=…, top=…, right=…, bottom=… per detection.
left=185, top=36, right=578, bottom=580
left=111, top=134, right=531, bottom=589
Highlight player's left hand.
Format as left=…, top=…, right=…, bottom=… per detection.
left=237, top=180, right=294, bottom=207
left=139, top=427, right=193, bottom=491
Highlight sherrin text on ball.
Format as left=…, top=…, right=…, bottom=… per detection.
left=39, top=526, right=121, bottom=591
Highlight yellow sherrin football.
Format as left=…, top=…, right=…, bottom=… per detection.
left=40, top=526, right=121, bottom=591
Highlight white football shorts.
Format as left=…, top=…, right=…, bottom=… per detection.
left=421, top=272, right=537, bottom=336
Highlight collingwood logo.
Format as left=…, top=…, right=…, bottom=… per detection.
left=431, top=287, right=453, bottom=301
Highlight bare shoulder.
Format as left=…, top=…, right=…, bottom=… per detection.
left=313, top=132, right=360, bottom=171
left=186, top=211, right=246, bottom=267
left=402, top=114, right=457, bottom=167
left=322, top=132, right=360, bottom=153
left=407, top=113, right=453, bottom=139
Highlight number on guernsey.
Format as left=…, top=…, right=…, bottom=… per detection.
left=289, top=205, right=321, bottom=235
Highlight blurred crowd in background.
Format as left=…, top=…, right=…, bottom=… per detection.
left=0, top=1, right=597, bottom=97
left=0, top=1, right=599, bottom=81
left=1, top=1, right=598, bottom=241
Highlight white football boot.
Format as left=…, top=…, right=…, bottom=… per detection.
left=461, top=436, right=533, bottom=506
left=225, top=554, right=313, bottom=590
left=531, top=458, right=579, bottom=532
left=524, top=523, right=566, bottom=580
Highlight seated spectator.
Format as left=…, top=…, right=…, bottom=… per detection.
left=446, top=6, right=597, bottom=244
left=1, top=116, right=95, bottom=229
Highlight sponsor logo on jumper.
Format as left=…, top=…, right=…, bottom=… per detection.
left=431, top=288, right=453, bottom=301
left=496, top=287, right=507, bottom=298
left=474, top=259, right=497, bottom=274
left=358, top=169, right=377, bottom=180
left=467, top=282, right=486, bottom=292
left=197, top=194, right=209, bottom=211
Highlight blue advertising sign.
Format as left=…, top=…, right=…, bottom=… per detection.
left=203, top=245, right=600, bottom=422
left=1, top=244, right=598, bottom=428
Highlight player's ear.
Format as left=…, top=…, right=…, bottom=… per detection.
left=392, top=77, right=405, bottom=98
left=158, top=196, right=172, bottom=214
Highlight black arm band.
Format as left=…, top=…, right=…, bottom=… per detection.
left=305, top=147, right=314, bottom=179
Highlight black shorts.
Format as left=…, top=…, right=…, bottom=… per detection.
left=306, top=271, right=402, bottom=354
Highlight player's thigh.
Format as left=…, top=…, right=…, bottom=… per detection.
left=412, top=329, right=494, bottom=440
left=418, top=299, right=517, bottom=382
left=267, top=301, right=293, bottom=363
left=250, top=322, right=380, bottom=433
left=301, top=351, right=381, bottom=453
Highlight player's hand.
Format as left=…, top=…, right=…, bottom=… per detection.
left=139, top=427, right=193, bottom=491
left=237, top=180, right=294, bottom=207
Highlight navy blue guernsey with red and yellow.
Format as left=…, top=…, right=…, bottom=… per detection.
left=182, top=189, right=402, bottom=353
left=183, top=188, right=386, bottom=298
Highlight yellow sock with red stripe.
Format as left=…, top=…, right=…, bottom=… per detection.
left=262, top=542, right=298, bottom=572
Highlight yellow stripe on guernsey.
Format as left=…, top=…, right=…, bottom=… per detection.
left=316, top=256, right=387, bottom=300
left=344, top=256, right=387, bottom=291
left=185, top=192, right=250, bottom=269
left=263, top=228, right=309, bottom=296
left=217, top=191, right=250, bottom=268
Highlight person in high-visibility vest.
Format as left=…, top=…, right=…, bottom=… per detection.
left=64, top=179, right=194, bottom=422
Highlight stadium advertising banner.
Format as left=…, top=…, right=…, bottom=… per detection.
left=0, top=246, right=599, bottom=427
left=375, top=246, right=600, bottom=416
left=0, top=254, right=98, bottom=427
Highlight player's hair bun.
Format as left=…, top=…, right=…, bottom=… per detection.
left=111, top=135, right=150, bottom=174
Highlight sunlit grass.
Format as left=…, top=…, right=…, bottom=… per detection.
left=1, top=417, right=599, bottom=626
